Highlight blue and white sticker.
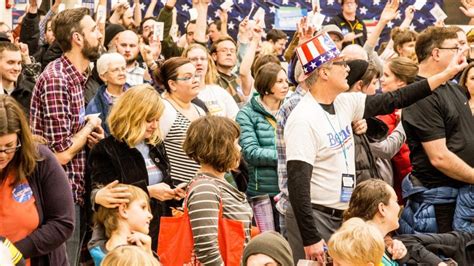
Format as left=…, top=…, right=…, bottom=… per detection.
left=12, top=183, right=33, bottom=203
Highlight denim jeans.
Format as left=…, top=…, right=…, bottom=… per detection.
left=66, top=205, right=81, bottom=266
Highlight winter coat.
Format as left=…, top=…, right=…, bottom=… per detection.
left=236, top=95, right=279, bottom=197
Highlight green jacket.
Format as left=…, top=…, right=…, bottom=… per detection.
left=157, top=6, right=183, bottom=59
left=236, top=95, right=279, bottom=197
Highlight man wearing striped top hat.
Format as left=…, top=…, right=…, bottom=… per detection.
left=283, top=32, right=468, bottom=264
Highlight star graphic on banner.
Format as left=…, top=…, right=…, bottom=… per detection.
left=238, top=0, right=244, bottom=4
left=409, top=23, right=416, bottom=31
left=387, top=21, right=394, bottom=28
left=418, top=17, right=425, bottom=24
left=310, top=61, right=317, bottom=69
left=270, top=6, right=276, bottom=13
left=214, top=10, right=220, bottom=18
left=181, top=4, right=190, bottom=12
left=328, top=0, right=335, bottom=5
left=207, top=18, right=214, bottom=24
left=395, top=12, right=402, bottom=20
left=359, top=6, right=368, bottom=15
left=228, top=21, right=235, bottom=30
left=373, top=0, right=380, bottom=5
left=282, top=0, right=289, bottom=4
left=140, top=2, right=146, bottom=10
left=319, top=56, right=326, bottom=63
left=237, top=16, right=243, bottom=21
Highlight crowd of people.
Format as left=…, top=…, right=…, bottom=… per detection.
left=0, top=0, right=474, bottom=265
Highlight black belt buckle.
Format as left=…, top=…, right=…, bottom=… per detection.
left=312, top=203, right=343, bottom=218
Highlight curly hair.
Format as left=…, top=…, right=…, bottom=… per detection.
left=183, top=116, right=240, bottom=173
left=343, top=179, right=391, bottom=222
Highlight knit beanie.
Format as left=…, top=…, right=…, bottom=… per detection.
left=104, top=23, right=126, bottom=48
left=346, top=59, right=369, bottom=88
left=241, top=232, right=293, bottom=266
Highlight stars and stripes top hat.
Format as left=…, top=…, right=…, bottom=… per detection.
left=296, top=32, right=341, bottom=76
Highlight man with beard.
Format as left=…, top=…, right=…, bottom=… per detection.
left=115, top=30, right=148, bottom=87
left=29, top=8, right=104, bottom=266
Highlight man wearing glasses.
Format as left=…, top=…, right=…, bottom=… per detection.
left=284, top=32, right=468, bottom=264
left=400, top=27, right=474, bottom=235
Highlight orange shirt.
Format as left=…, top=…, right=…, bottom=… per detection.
left=0, top=173, right=40, bottom=265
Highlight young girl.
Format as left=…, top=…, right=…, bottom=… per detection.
left=89, top=184, right=153, bottom=266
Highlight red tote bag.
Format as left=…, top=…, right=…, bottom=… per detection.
left=158, top=179, right=246, bottom=266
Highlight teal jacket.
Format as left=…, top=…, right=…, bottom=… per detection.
left=236, top=95, right=279, bottom=198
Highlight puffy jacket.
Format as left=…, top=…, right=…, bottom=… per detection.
left=236, top=95, right=279, bottom=197
left=399, top=175, right=458, bottom=234
left=453, top=185, right=474, bottom=233
left=86, top=85, right=112, bottom=136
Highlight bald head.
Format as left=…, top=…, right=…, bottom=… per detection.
left=341, top=44, right=368, bottom=61
left=115, top=30, right=139, bottom=66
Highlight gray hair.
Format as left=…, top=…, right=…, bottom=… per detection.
left=96, top=52, right=126, bottom=76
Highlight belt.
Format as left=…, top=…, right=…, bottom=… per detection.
left=311, top=203, right=344, bottom=218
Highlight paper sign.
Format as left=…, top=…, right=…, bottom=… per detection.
left=221, top=0, right=233, bottom=11
left=189, top=8, right=198, bottom=21
left=74, top=4, right=81, bottom=9
left=170, top=24, right=179, bottom=40
left=430, top=4, right=447, bottom=22
left=154, top=22, right=164, bottom=41
left=253, top=7, right=266, bottom=28
left=312, top=0, right=320, bottom=11
left=97, top=5, right=106, bottom=23
left=58, top=3, right=65, bottom=13
left=413, top=0, right=426, bottom=10
left=309, top=12, right=325, bottom=30
left=274, top=7, right=307, bottom=31
left=297, top=260, right=319, bottom=266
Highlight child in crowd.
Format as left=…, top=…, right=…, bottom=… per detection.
left=101, top=245, right=160, bottom=266
left=328, top=217, right=385, bottom=266
left=89, top=184, right=153, bottom=266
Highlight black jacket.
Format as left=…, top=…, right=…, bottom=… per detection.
left=87, top=136, right=172, bottom=251
left=326, top=13, right=367, bottom=48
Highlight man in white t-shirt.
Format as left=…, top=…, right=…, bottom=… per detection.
left=284, top=32, right=467, bottom=264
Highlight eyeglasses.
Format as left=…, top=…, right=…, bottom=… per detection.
left=175, top=74, right=201, bottom=82
left=0, top=141, right=21, bottom=154
left=438, top=46, right=461, bottom=51
left=332, top=60, right=348, bottom=68
left=107, top=66, right=126, bottom=74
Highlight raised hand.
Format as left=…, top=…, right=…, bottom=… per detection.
left=297, top=16, right=316, bottom=45
left=380, top=0, right=400, bottom=23
left=460, top=0, right=474, bottom=18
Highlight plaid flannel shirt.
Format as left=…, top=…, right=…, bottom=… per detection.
left=30, top=55, right=88, bottom=205
left=275, top=86, right=306, bottom=215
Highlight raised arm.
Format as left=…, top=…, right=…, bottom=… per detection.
left=133, top=0, right=142, bottom=28
left=193, top=0, right=209, bottom=43
left=144, top=0, right=158, bottom=19
left=239, top=19, right=261, bottom=97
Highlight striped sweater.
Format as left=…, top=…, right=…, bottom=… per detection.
left=186, top=174, right=252, bottom=265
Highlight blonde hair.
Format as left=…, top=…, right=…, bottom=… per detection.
left=328, top=217, right=385, bottom=265
left=94, top=184, right=151, bottom=238
left=101, top=245, right=160, bottom=266
left=108, top=84, right=164, bottom=147
left=182, top=43, right=218, bottom=85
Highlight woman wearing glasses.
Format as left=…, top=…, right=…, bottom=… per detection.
left=0, top=95, right=74, bottom=265
left=182, top=44, right=239, bottom=119
left=86, top=53, right=128, bottom=136
left=154, top=57, right=206, bottom=186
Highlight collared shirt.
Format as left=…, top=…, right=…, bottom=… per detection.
left=216, top=71, right=244, bottom=107
left=126, top=62, right=146, bottom=87
left=275, top=85, right=306, bottom=214
left=30, top=55, right=88, bottom=205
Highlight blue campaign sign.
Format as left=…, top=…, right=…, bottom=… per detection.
left=274, top=7, right=308, bottom=31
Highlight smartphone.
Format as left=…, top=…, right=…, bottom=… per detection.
left=176, top=182, right=188, bottom=190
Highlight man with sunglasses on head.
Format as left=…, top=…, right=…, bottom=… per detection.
left=29, top=8, right=104, bottom=266
left=284, top=32, right=468, bottom=264
left=400, top=27, right=474, bottom=235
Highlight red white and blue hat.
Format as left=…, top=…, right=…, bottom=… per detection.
left=296, top=32, right=341, bottom=76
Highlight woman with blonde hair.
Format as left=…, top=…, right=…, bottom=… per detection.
left=88, top=84, right=185, bottom=251
left=182, top=43, right=239, bottom=118
left=0, top=95, right=74, bottom=265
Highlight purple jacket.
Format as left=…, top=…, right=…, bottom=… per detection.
left=14, top=145, right=74, bottom=266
